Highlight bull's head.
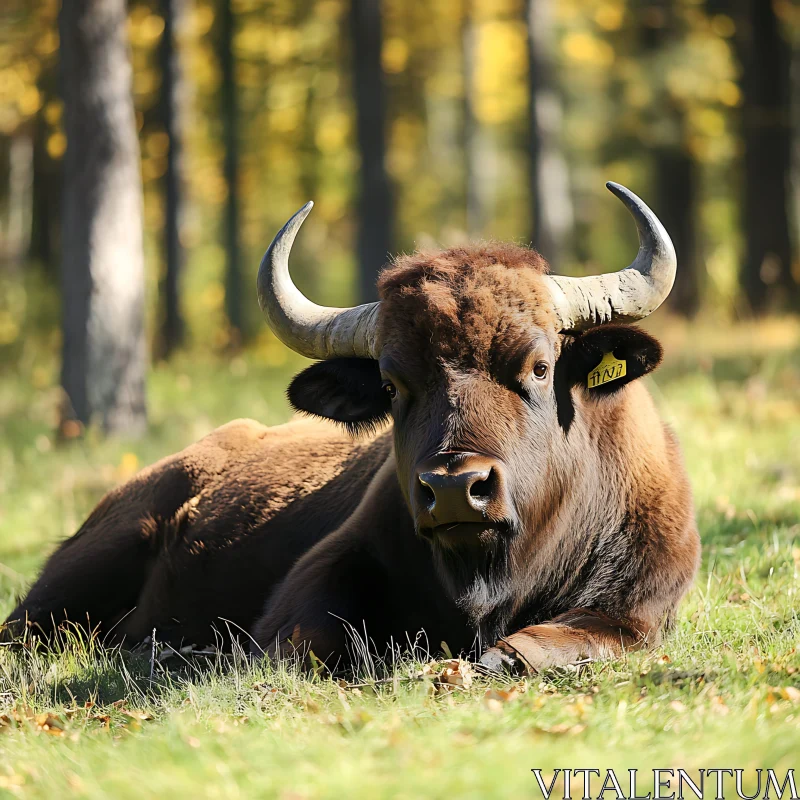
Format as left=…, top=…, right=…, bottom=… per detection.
left=257, top=183, right=672, bottom=623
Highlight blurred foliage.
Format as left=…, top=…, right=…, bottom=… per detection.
left=0, top=0, right=798, bottom=363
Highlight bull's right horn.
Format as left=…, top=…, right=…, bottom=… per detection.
left=257, top=202, right=381, bottom=360
left=543, top=182, right=677, bottom=331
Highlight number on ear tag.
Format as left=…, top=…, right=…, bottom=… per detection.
left=587, top=352, right=626, bottom=389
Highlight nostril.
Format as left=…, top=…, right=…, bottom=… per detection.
left=469, top=470, right=494, bottom=501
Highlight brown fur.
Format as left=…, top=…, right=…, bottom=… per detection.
left=4, top=243, right=700, bottom=673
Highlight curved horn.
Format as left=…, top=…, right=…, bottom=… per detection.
left=543, top=182, right=677, bottom=331
left=257, top=202, right=381, bottom=359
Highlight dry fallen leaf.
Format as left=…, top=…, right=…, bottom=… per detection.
left=710, top=696, right=730, bottom=716
left=0, top=707, right=66, bottom=736
left=336, top=687, right=351, bottom=711
left=784, top=686, right=800, bottom=702
left=484, top=697, right=504, bottom=713
left=484, top=687, right=519, bottom=704
left=435, top=659, right=474, bottom=692
left=35, top=713, right=65, bottom=736
left=302, top=698, right=321, bottom=713
left=771, top=686, right=800, bottom=703
left=483, top=686, right=521, bottom=712
left=535, top=723, right=587, bottom=736
left=727, top=592, right=751, bottom=603
left=123, top=710, right=153, bottom=721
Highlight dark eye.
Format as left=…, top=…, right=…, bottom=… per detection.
left=382, top=381, right=397, bottom=399
left=533, top=362, right=548, bottom=380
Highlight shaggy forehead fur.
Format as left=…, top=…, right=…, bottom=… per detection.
left=376, top=242, right=559, bottom=370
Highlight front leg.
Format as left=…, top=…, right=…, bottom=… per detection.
left=480, top=609, right=652, bottom=673
left=251, top=531, right=397, bottom=671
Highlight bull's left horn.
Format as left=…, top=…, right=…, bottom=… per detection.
left=257, top=202, right=381, bottom=359
left=543, top=182, right=677, bottom=331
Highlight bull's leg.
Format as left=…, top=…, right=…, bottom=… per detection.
left=0, top=514, right=157, bottom=643
left=251, top=538, right=392, bottom=671
left=479, top=609, right=651, bottom=673
left=1, top=459, right=194, bottom=644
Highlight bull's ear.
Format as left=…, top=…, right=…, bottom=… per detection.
left=287, top=358, right=390, bottom=435
left=558, top=324, right=663, bottom=396
left=554, top=325, right=662, bottom=433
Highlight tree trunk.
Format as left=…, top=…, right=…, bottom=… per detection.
left=350, top=0, right=393, bottom=302
left=1, top=132, right=33, bottom=271
left=526, top=0, right=573, bottom=268
left=655, top=145, right=699, bottom=316
left=792, top=17, right=800, bottom=278
left=29, top=52, right=60, bottom=275
left=737, top=0, right=796, bottom=311
left=157, top=0, right=187, bottom=358
left=59, top=0, right=147, bottom=435
left=219, top=0, right=243, bottom=339
left=30, top=109, right=58, bottom=274
left=462, top=2, right=479, bottom=236
left=461, top=0, right=495, bottom=238
left=640, top=1, right=700, bottom=317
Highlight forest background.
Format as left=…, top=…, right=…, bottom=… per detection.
left=1, top=0, right=798, bottom=435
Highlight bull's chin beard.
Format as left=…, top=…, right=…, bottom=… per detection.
left=423, top=523, right=517, bottom=640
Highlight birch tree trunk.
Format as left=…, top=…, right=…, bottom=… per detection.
left=526, top=0, right=573, bottom=268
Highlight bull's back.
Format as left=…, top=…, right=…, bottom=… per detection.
left=5, top=417, right=392, bottom=645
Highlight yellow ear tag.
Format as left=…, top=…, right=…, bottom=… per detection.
left=587, top=352, right=626, bottom=389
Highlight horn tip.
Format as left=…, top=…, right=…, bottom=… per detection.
left=605, top=182, right=651, bottom=222
left=605, top=181, right=631, bottom=200
left=295, top=200, right=314, bottom=221
left=281, top=201, right=315, bottom=234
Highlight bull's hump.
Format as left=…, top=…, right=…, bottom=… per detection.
left=177, top=417, right=391, bottom=530
left=187, top=416, right=389, bottom=485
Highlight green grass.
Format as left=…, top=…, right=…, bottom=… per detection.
left=1, top=318, right=800, bottom=798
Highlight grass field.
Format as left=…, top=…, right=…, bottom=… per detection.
left=1, top=318, right=800, bottom=799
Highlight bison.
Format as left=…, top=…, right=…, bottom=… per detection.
left=3, top=182, right=700, bottom=673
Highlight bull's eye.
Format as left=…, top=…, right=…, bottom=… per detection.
left=382, top=381, right=397, bottom=399
left=533, top=362, right=549, bottom=380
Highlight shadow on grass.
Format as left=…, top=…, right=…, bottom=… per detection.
left=51, top=654, right=152, bottom=706
left=0, top=629, right=154, bottom=708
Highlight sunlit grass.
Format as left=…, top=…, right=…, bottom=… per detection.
left=0, top=318, right=799, bottom=798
